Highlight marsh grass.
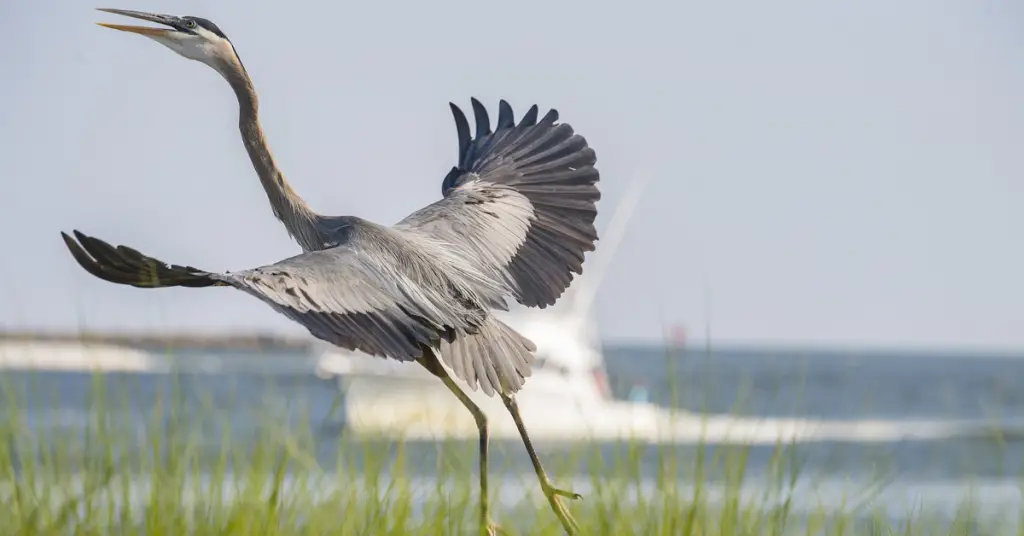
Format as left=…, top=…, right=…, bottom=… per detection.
left=0, top=367, right=1017, bottom=535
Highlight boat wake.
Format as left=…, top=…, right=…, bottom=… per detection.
left=342, top=376, right=1024, bottom=445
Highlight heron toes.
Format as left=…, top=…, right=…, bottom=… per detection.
left=484, top=521, right=508, bottom=536
left=551, top=487, right=583, bottom=500
left=542, top=483, right=582, bottom=534
left=543, top=481, right=583, bottom=502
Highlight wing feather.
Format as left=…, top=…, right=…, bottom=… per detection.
left=61, top=229, right=472, bottom=362
left=398, top=98, right=600, bottom=308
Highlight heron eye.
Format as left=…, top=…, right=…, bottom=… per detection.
left=184, top=19, right=197, bottom=29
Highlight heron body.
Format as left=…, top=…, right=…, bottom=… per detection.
left=66, top=9, right=601, bottom=534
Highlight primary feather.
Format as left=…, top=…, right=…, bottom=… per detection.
left=400, top=98, right=601, bottom=308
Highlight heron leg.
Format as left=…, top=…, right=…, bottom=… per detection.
left=499, top=393, right=581, bottom=535
left=418, top=352, right=496, bottom=535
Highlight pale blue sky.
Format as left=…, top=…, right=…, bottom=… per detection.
left=2, top=1, right=1022, bottom=351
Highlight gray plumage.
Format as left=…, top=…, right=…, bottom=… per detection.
left=64, top=95, right=599, bottom=396
left=72, top=10, right=597, bottom=534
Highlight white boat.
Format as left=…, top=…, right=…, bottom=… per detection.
left=320, top=284, right=636, bottom=440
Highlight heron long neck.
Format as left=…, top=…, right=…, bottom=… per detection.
left=223, top=63, right=326, bottom=251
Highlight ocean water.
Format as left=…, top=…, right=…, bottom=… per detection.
left=3, top=343, right=1024, bottom=528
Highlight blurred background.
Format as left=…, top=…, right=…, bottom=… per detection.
left=2, top=0, right=1024, bottom=530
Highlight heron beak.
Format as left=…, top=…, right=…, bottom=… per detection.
left=95, top=8, right=180, bottom=36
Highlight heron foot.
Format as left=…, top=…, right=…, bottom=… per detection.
left=542, top=481, right=582, bottom=535
left=484, top=521, right=508, bottom=536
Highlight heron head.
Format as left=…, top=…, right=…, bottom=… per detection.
left=96, top=9, right=240, bottom=75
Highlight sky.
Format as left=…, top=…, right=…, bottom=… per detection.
left=2, top=0, right=1023, bottom=352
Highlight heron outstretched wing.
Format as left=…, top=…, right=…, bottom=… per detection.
left=61, top=230, right=475, bottom=361
left=396, top=98, right=601, bottom=308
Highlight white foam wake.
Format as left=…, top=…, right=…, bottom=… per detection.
left=342, top=375, right=1022, bottom=445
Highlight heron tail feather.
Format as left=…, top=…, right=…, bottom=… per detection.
left=437, top=316, right=536, bottom=397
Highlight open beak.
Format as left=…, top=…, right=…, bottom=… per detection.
left=95, top=8, right=181, bottom=36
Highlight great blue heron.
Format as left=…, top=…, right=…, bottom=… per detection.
left=64, top=9, right=601, bottom=534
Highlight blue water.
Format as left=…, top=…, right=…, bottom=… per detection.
left=3, top=343, right=1024, bottom=527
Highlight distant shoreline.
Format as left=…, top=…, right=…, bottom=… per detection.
left=0, top=330, right=314, bottom=353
